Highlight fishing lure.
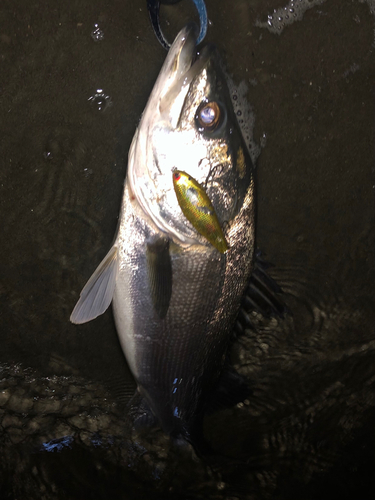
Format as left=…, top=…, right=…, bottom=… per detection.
left=172, top=170, right=229, bottom=254
left=147, top=0, right=208, bottom=49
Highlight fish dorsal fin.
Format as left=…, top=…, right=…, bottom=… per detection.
left=243, top=251, right=286, bottom=318
left=146, top=237, right=172, bottom=320
left=234, top=251, right=287, bottom=334
left=70, top=246, right=118, bottom=324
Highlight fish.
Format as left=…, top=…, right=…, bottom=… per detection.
left=70, top=24, right=255, bottom=444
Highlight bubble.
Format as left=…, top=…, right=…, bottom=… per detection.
left=88, top=89, right=112, bottom=112
left=91, top=24, right=104, bottom=42
left=83, top=168, right=93, bottom=177
left=361, top=0, right=375, bottom=43
left=255, top=0, right=327, bottom=34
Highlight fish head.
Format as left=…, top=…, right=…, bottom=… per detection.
left=128, top=24, right=253, bottom=249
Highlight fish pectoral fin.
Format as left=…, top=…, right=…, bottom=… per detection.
left=146, top=237, right=172, bottom=319
left=70, top=246, right=118, bottom=324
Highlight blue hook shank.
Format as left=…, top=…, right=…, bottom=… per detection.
left=147, top=0, right=207, bottom=50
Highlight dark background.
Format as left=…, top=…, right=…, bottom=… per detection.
left=1, top=0, right=374, bottom=498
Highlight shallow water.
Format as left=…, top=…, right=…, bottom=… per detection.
left=1, top=0, right=375, bottom=498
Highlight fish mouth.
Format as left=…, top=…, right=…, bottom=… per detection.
left=165, top=22, right=199, bottom=85
left=152, top=23, right=200, bottom=117
left=158, top=25, right=212, bottom=126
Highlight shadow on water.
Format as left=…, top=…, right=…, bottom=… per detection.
left=1, top=0, right=375, bottom=498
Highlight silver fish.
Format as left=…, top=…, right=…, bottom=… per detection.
left=70, top=25, right=255, bottom=441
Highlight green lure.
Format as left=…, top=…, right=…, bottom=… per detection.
left=172, top=170, right=229, bottom=254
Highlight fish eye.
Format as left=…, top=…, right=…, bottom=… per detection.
left=196, top=101, right=222, bottom=132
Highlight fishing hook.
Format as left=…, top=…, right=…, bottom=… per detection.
left=147, top=0, right=208, bottom=50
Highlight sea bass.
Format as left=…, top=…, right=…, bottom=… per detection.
left=71, top=24, right=255, bottom=442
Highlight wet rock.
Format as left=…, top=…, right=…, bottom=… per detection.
left=2, top=414, right=23, bottom=428
left=0, top=389, right=10, bottom=406
left=7, top=394, right=34, bottom=413
left=34, top=398, right=63, bottom=414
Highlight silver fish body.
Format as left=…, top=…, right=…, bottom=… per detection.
left=71, top=25, right=255, bottom=439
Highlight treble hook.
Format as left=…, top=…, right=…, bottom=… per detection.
left=147, top=0, right=208, bottom=50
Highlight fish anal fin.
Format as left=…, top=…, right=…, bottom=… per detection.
left=205, top=367, right=252, bottom=414
left=70, top=246, right=118, bottom=324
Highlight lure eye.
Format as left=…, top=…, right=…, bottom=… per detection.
left=196, top=101, right=222, bottom=132
left=173, top=171, right=181, bottom=181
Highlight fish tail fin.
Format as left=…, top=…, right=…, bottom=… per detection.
left=70, top=246, right=118, bottom=324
